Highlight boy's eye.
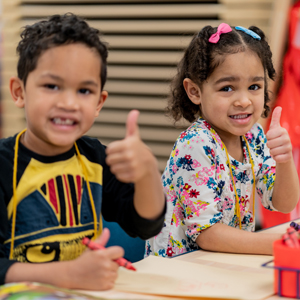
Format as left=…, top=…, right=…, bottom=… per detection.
left=249, top=84, right=260, bottom=91
left=78, top=88, right=91, bottom=95
left=220, top=86, right=233, bottom=92
left=45, top=84, right=58, bottom=90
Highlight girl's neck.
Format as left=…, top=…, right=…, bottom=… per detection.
left=201, top=119, right=245, bottom=162
left=222, top=136, right=244, bottom=163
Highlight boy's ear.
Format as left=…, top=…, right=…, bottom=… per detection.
left=95, top=90, right=108, bottom=117
left=10, top=77, right=25, bottom=108
left=183, top=78, right=201, bottom=105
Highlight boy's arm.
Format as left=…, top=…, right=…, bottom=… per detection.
left=5, top=228, right=124, bottom=290
left=133, top=149, right=164, bottom=220
left=266, top=107, right=299, bottom=212
left=105, top=110, right=165, bottom=220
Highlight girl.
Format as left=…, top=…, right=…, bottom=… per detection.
left=146, top=23, right=299, bottom=257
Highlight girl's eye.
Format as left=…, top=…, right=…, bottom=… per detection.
left=220, top=86, right=233, bottom=92
left=45, top=84, right=58, bottom=90
left=79, top=88, right=91, bottom=95
left=249, top=84, right=260, bottom=91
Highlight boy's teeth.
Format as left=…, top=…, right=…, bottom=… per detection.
left=231, top=114, right=248, bottom=119
left=53, top=118, right=74, bottom=125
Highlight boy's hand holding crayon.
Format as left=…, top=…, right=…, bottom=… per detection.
left=67, top=228, right=124, bottom=290
left=106, top=110, right=157, bottom=183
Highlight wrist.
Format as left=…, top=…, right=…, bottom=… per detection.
left=137, top=150, right=159, bottom=183
left=56, top=260, right=78, bottom=289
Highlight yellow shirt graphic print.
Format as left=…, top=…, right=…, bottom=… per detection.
left=6, top=154, right=103, bottom=263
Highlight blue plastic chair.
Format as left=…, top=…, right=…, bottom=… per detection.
left=102, top=218, right=146, bottom=263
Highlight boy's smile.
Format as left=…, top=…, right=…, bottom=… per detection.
left=10, top=43, right=107, bottom=156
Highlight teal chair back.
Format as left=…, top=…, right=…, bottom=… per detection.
left=102, top=218, right=146, bottom=263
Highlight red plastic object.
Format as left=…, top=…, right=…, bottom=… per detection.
left=273, top=239, right=300, bottom=298
left=271, top=2, right=300, bottom=148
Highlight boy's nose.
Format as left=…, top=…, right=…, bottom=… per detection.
left=57, top=92, right=79, bottom=110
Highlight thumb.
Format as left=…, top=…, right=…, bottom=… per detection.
left=95, top=227, right=110, bottom=247
left=269, top=106, right=282, bottom=129
left=126, top=110, right=140, bottom=138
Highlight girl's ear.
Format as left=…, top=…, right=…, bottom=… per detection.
left=183, top=78, right=201, bottom=105
left=10, top=77, right=25, bottom=108
left=94, top=90, right=108, bottom=117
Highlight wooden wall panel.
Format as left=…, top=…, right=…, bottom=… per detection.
left=1, top=0, right=283, bottom=171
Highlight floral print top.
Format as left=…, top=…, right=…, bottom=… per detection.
left=146, top=118, right=277, bottom=258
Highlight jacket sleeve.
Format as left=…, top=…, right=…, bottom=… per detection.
left=101, top=156, right=166, bottom=240
left=0, top=188, right=17, bottom=285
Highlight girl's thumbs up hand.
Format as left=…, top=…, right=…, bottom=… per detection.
left=266, top=106, right=293, bottom=163
left=106, top=110, right=156, bottom=183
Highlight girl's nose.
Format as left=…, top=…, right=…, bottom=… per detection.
left=234, top=94, right=251, bottom=107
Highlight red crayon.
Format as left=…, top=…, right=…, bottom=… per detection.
left=287, top=227, right=300, bottom=248
left=82, top=237, right=136, bottom=271
left=282, top=232, right=295, bottom=248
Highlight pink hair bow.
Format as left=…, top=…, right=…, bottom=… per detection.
left=208, top=23, right=232, bottom=43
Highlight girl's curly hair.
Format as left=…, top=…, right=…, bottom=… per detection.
left=167, top=25, right=275, bottom=123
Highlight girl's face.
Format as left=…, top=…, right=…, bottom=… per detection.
left=185, top=50, right=265, bottom=147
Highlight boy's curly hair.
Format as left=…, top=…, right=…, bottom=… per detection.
left=167, top=25, right=276, bottom=123
left=17, top=13, right=108, bottom=89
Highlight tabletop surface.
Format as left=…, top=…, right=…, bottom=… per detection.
left=1, top=219, right=299, bottom=300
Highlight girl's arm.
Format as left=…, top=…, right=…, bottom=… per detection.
left=266, top=107, right=299, bottom=212
left=272, top=160, right=299, bottom=212
left=196, top=223, right=281, bottom=255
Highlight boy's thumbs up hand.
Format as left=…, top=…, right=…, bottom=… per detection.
left=106, top=110, right=156, bottom=183
left=266, top=106, right=292, bottom=163
left=125, top=109, right=140, bottom=138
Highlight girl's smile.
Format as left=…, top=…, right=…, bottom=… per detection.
left=229, top=113, right=252, bottom=124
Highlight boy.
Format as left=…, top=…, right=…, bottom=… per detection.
left=0, top=13, right=165, bottom=290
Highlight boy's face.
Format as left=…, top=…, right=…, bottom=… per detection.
left=11, top=43, right=107, bottom=155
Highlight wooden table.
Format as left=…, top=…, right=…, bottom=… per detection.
left=1, top=219, right=298, bottom=300
left=89, top=218, right=299, bottom=300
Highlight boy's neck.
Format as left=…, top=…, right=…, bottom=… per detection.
left=19, top=130, right=75, bottom=157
